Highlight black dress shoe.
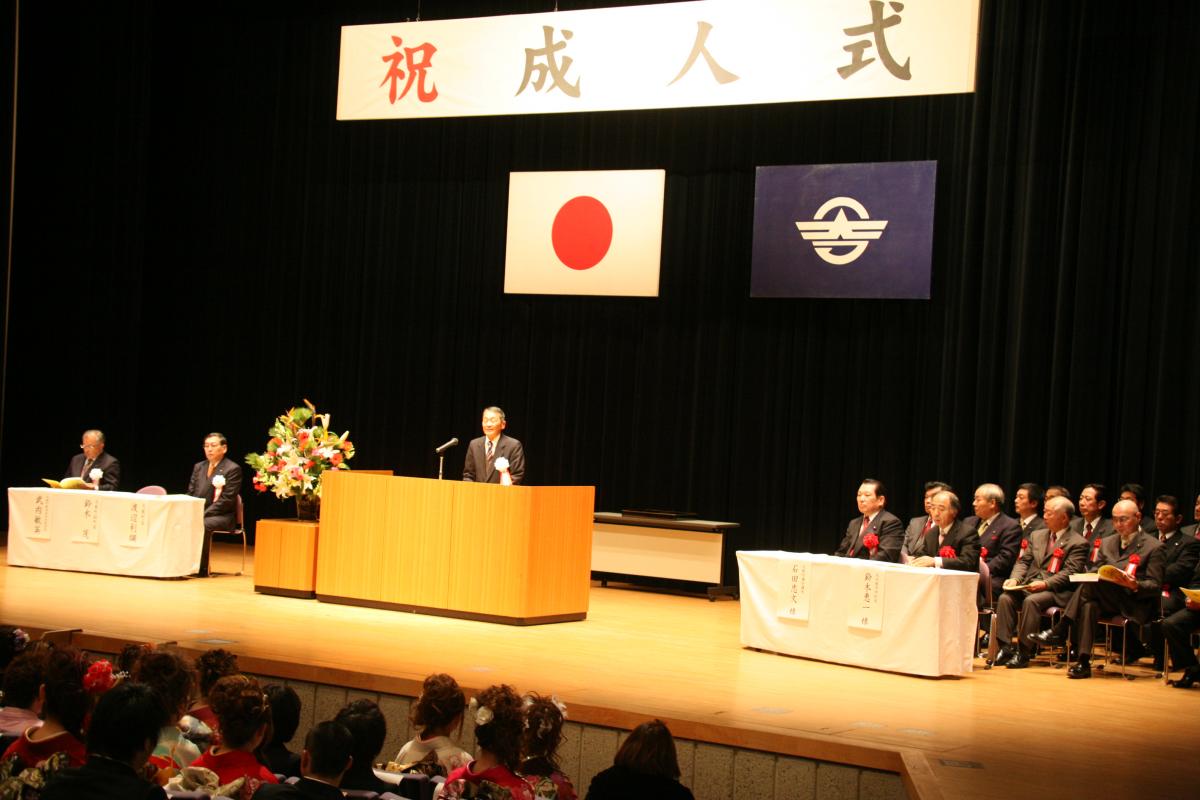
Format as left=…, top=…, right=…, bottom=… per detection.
left=992, top=646, right=1015, bottom=667
left=1170, top=666, right=1200, bottom=688
left=1029, top=627, right=1067, bottom=647
left=1006, top=652, right=1031, bottom=669
left=1055, top=647, right=1079, bottom=663
left=979, top=633, right=990, bottom=650
left=1067, top=661, right=1092, bottom=679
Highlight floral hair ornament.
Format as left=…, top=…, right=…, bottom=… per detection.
left=522, top=695, right=569, bottom=735
left=83, top=659, right=117, bottom=695
left=10, top=628, right=29, bottom=654
left=468, top=696, right=493, bottom=726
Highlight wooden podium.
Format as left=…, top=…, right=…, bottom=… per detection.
left=315, top=471, right=595, bottom=625
left=254, top=519, right=319, bottom=598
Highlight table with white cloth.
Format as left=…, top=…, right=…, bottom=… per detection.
left=737, top=551, right=978, bottom=677
left=7, top=487, right=204, bottom=578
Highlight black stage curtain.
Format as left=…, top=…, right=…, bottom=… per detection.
left=2, top=1, right=1198, bottom=580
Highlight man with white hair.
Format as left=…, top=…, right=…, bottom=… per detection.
left=64, top=429, right=121, bottom=491
left=908, top=490, right=980, bottom=572
left=964, top=483, right=1021, bottom=599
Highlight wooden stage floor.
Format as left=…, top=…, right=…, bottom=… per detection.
left=2, top=544, right=1198, bottom=799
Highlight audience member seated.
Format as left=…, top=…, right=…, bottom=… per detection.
left=1030, top=499, right=1165, bottom=678
left=333, top=698, right=391, bottom=792
left=833, top=479, right=903, bottom=562
left=186, top=647, right=240, bottom=739
left=584, top=719, right=694, bottom=800
left=41, top=681, right=168, bottom=800
left=1147, top=495, right=1200, bottom=669
left=1119, top=482, right=1158, bottom=533
left=259, top=684, right=302, bottom=779
left=901, top=481, right=951, bottom=560
left=0, top=649, right=44, bottom=737
left=991, top=496, right=1088, bottom=669
left=1, top=646, right=90, bottom=768
left=1183, top=492, right=1200, bottom=538
left=1068, top=484, right=1113, bottom=545
left=1013, top=483, right=1047, bottom=535
left=1164, top=557, right=1200, bottom=687
left=1044, top=485, right=1071, bottom=503
left=132, top=649, right=202, bottom=781
left=191, top=674, right=278, bottom=796
left=907, top=490, right=981, bottom=572
left=964, top=483, right=1021, bottom=593
left=252, top=720, right=353, bottom=799
left=394, top=673, right=472, bottom=775
left=439, top=684, right=533, bottom=800
left=0, top=627, right=30, bottom=676
left=520, top=694, right=577, bottom=800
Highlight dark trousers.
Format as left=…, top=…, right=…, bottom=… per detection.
left=1162, top=606, right=1200, bottom=671
left=995, top=589, right=1065, bottom=653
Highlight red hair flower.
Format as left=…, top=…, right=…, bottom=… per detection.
left=83, top=659, right=116, bottom=695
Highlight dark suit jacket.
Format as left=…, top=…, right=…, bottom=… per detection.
left=462, top=434, right=525, bottom=485
left=1018, top=515, right=1048, bottom=537
left=834, top=510, right=902, bottom=562
left=963, top=512, right=1021, bottom=589
left=910, top=519, right=980, bottom=572
left=64, top=451, right=121, bottom=491
left=187, top=457, right=242, bottom=532
left=902, top=515, right=932, bottom=559
left=1156, top=531, right=1200, bottom=605
left=1007, top=526, right=1089, bottom=602
left=252, top=777, right=343, bottom=800
left=1068, top=515, right=1115, bottom=545
left=1090, top=531, right=1166, bottom=623
left=1182, top=522, right=1199, bottom=539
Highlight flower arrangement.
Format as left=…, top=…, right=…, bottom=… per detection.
left=245, top=400, right=355, bottom=500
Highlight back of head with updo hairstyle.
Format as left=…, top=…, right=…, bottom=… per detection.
left=42, top=646, right=92, bottom=737
left=132, top=649, right=196, bottom=721
left=265, top=684, right=301, bottom=745
left=195, top=648, right=239, bottom=697
left=410, top=673, right=466, bottom=735
left=1, top=650, right=46, bottom=710
left=209, top=674, right=271, bottom=749
left=521, top=694, right=566, bottom=774
left=472, top=684, right=524, bottom=772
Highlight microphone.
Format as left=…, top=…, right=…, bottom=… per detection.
left=434, top=437, right=459, bottom=454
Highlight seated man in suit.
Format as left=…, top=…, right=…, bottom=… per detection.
left=1068, top=483, right=1113, bottom=546
left=833, top=479, right=903, bottom=562
left=1044, top=485, right=1071, bottom=503
left=462, top=406, right=525, bottom=485
left=1182, top=492, right=1200, bottom=538
left=902, top=481, right=952, bottom=561
left=1164, top=558, right=1200, bottom=688
left=992, top=495, right=1088, bottom=669
left=1013, top=483, right=1047, bottom=536
left=64, top=429, right=121, bottom=491
left=908, top=490, right=980, bottom=572
left=252, top=720, right=353, bottom=799
left=965, top=483, right=1021, bottom=598
left=1031, top=499, right=1165, bottom=678
left=186, top=432, right=243, bottom=576
left=1119, top=482, right=1158, bottom=533
left=1146, top=495, right=1200, bottom=669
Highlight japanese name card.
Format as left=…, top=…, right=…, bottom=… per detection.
left=848, top=564, right=886, bottom=631
left=776, top=555, right=812, bottom=621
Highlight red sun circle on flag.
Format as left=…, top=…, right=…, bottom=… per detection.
left=551, top=195, right=613, bottom=270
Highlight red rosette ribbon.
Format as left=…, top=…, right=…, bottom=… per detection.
left=1127, top=553, right=1141, bottom=578
left=980, top=546, right=989, bottom=560
left=1049, top=547, right=1065, bottom=574
left=1089, top=536, right=1103, bottom=563
left=1163, top=583, right=1172, bottom=599
left=938, top=546, right=957, bottom=559
left=863, top=532, right=879, bottom=555
left=83, top=659, right=115, bottom=695
left=1020, top=538, right=1029, bottom=553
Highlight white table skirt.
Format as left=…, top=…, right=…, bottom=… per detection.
left=7, top=487, right=204, bottom=578
left=737, top=550, right=978, bottom=677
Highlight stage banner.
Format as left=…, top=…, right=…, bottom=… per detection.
left=750, top=161, right=936, bottom=299
left=504, top=169, right=665, bottom=297
left=337, top=0, right=980, bottom=120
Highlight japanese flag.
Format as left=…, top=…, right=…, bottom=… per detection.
left=504, top=169, right=665, bottom=296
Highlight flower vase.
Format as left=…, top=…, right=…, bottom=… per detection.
left=296, top=494, right=320, bottom=521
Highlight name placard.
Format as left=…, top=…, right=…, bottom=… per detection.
left=848, top=564, right=885, bottom=631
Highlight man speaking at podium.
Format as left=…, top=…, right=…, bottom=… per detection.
left=462, top=406, right=525, bottom=485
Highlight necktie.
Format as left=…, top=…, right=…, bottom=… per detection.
left=1049, top=531, right=1057, bottom=550
left=1160, top=532, right=1167, bottom=543
left=938, top=527, right=946, bottom=546
left=922, top=517, right=932, bottom=534
left=1085, top=522, right=1093, bottom=540
left=486, top=440, right=494, bottom=460
left=81, top=458, right=93, bottom=479
left=978, top=519, right=991, bottom=537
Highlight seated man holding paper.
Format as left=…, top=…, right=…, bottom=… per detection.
left=187, top=432, right=243, bottom=576
left=63, top=429, right=121, bottom=491
left=992, top=495, right=1088, bottom=668
left=1163, top=559, right=1200, bottom=687
left=907, top=490, right=980, bottom=572
left=1028, top=498, right=1165, bottom=678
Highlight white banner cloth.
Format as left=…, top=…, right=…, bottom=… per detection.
left=7, top=488, right=204, bottom=578
left=738, top=550, right=977, bottom=677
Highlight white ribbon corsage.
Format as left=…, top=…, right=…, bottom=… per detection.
left=468, top=696, right=493, bottom=726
